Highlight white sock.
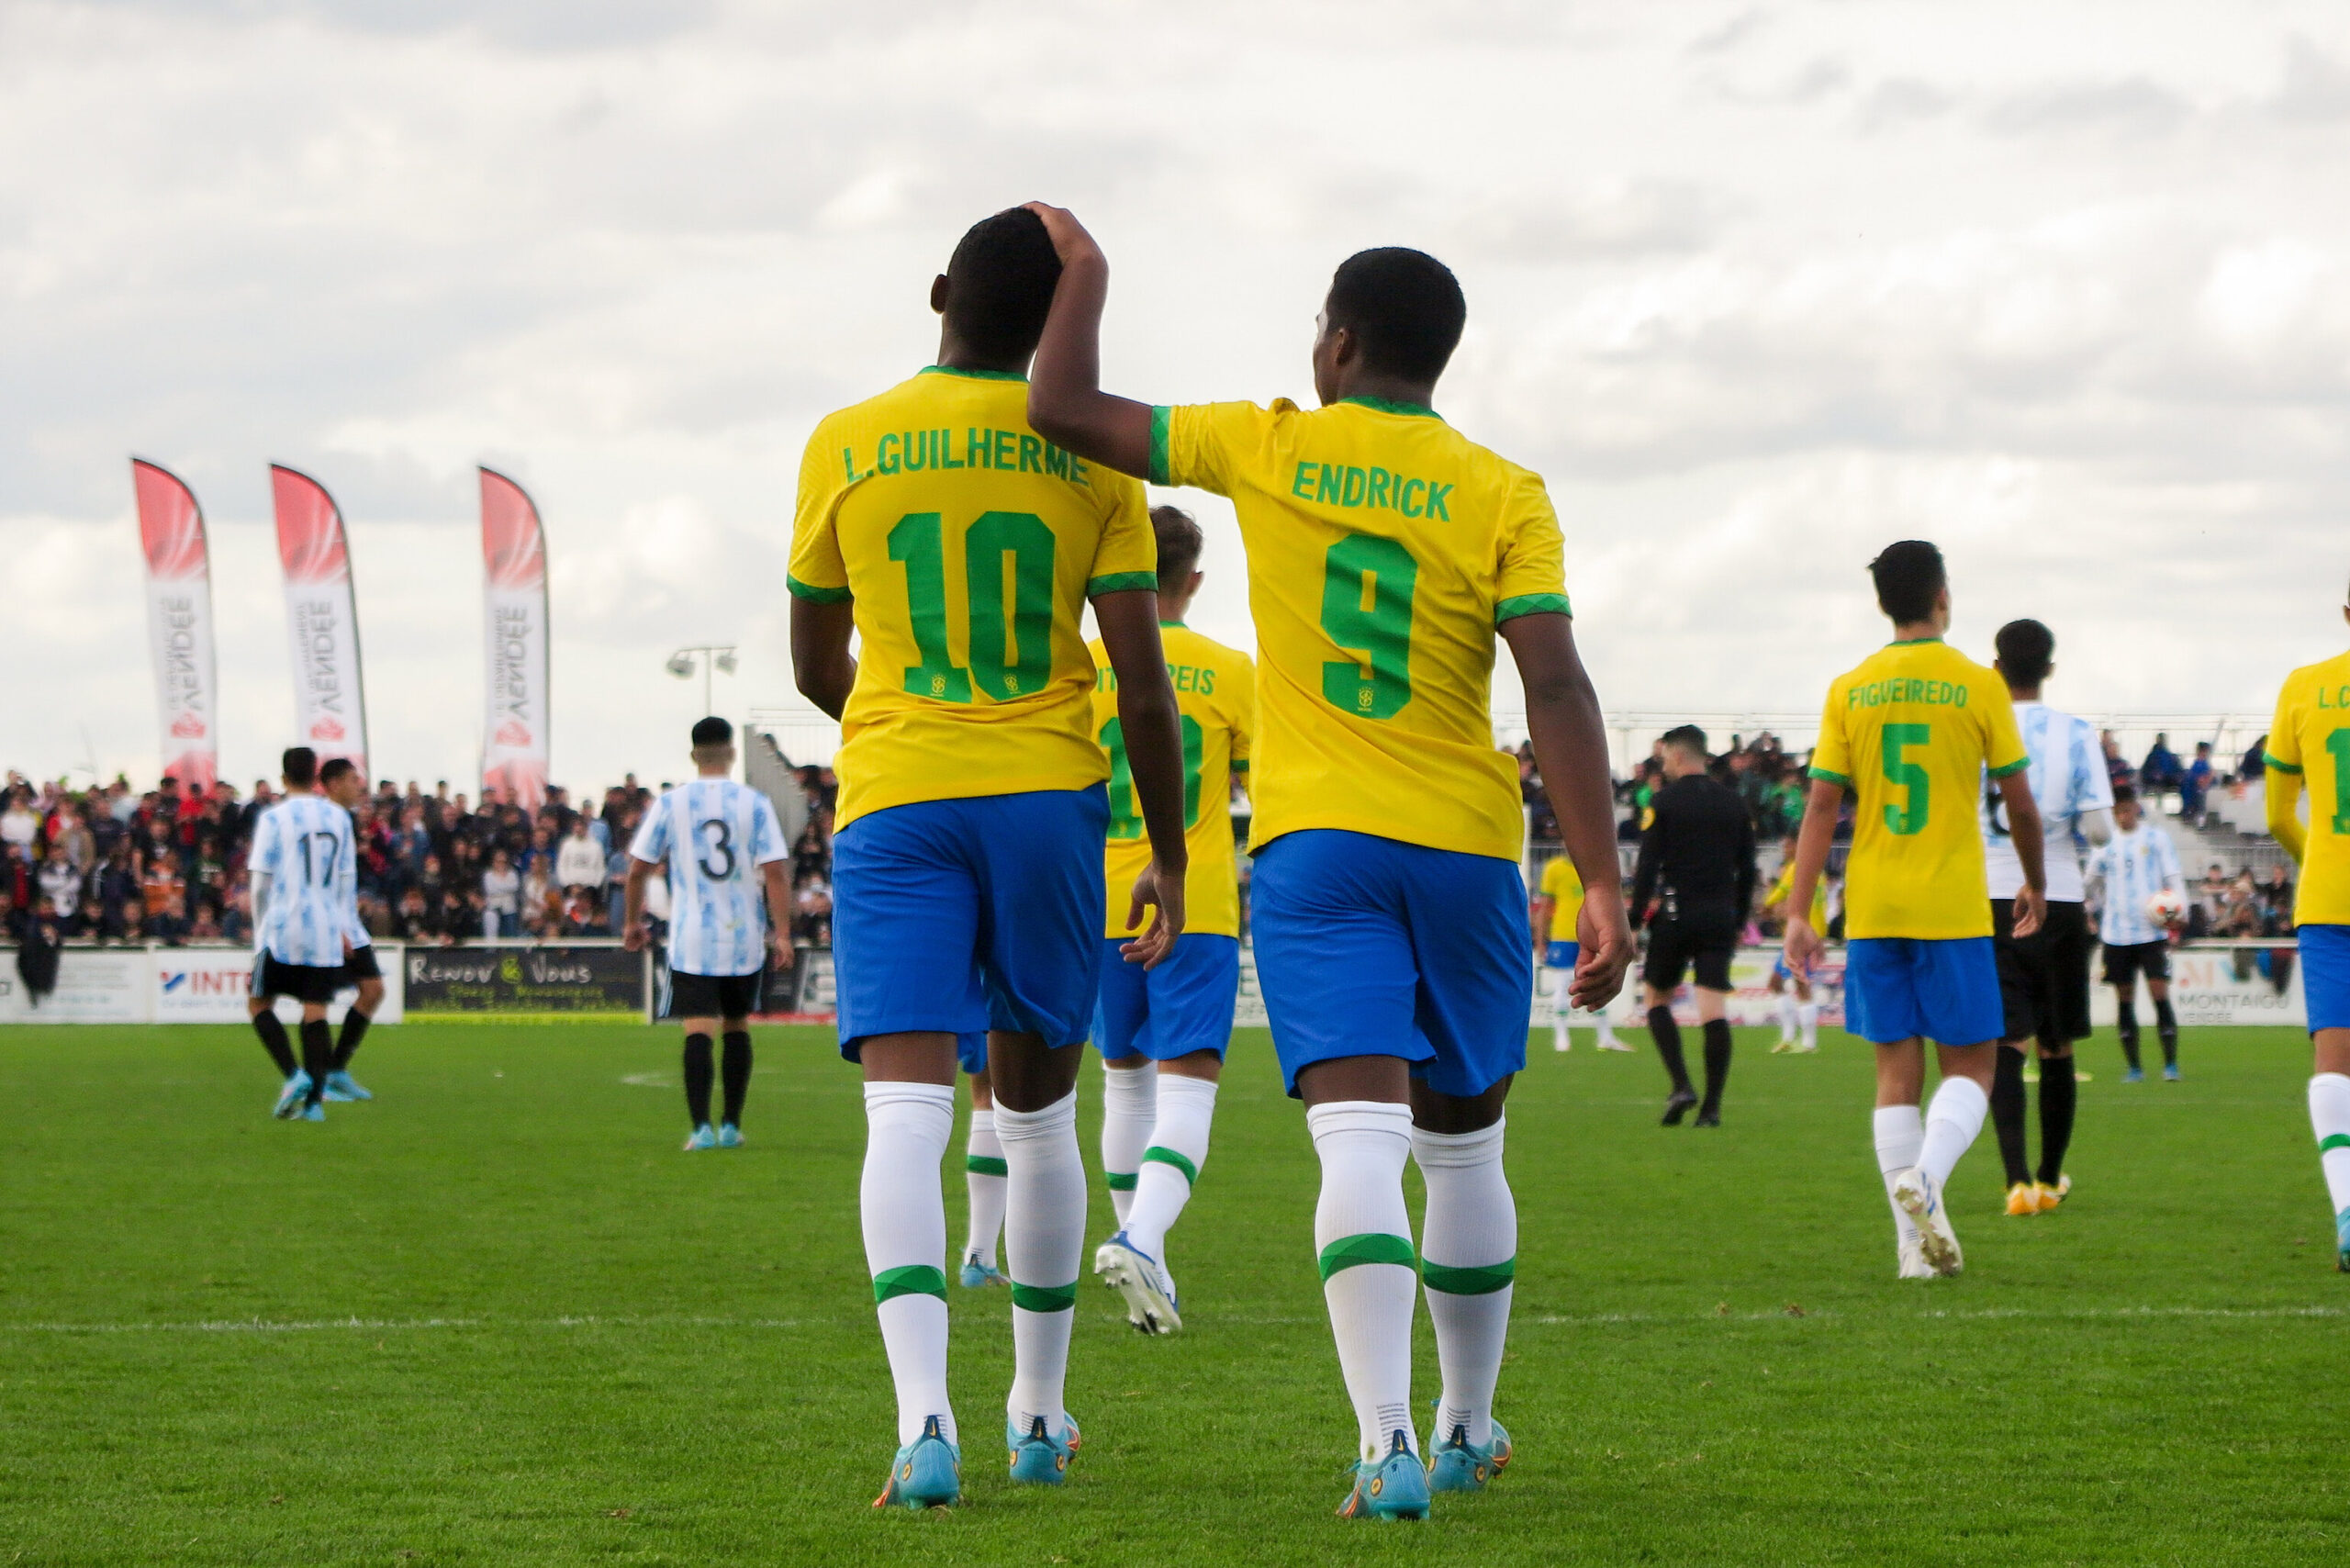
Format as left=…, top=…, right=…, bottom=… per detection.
left=1873, top=1104, right=1923, bottom=1248
left=861, top=1081, right=957, bottom=1445
left=963, top=1108, right=1006, bottom=1269
left=1124, top=1074, right=1216, bottom=1265
left=1594, top=1011, right=1620, bottom=1045
left=1916, top=1076, right=1989, bottom=1191
left=1100, top=1064, right=1156, bottom=1226
left=1775, top=991, right=1798, bottom=1042
left=1414, top=1119, right=1514, bottom=1450
left=996, top=1090, right=1084, bottom=1439
left=1550, top=969, right=1573, bottom=1043
left=2310, top=1073, right=2350, bottom=1216
left=1798, top=1002, right=1819, bottom=1048
left=1307, top=1100, right=1419, bottom=1462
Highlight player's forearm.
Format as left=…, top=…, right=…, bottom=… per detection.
left=1117, top=682, right=1191, bottom=876
left=2002, top=778, right=2047, bottom=892
left=1508, top=618, right=1623, bottom=911
left=763, top=865, right=791, bottom=939
left=2267, top=777, right=2308, bottom=862
left=789, top=599, right=858, bottom=720
left=622, top=861, right=654, bottom=927
left=1025, top=251, right=1155, bottom=477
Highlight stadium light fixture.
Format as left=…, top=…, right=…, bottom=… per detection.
left=666, top=645, right=740, bottom=716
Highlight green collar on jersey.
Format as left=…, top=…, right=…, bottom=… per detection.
left=919, top=364, right=1027, bottom=382
left=1337, top=395, right=1442, bottom=420
left=1886, top=635, right=1946, bottom=646
left=1159, top=619, right=1186, bottom=629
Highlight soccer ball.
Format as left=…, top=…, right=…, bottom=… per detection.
left=2146, top=889, right=2186, bottom=928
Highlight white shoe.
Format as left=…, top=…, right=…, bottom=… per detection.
left=1792, top=1041, right=1818, bottom=1054
left=1897, top=1238, right=1933, bottom=1280
left=1596, top=1036, right=1634, bottom=1053
left=1552, top=1033, right=1572, bottom=1053
left=1890, top=1168, right=1964, bottom=1277
left=1094, top=1232, right=1181, bottom=1335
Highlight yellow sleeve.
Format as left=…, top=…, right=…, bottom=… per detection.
left=1154, top=401, right=1280, bottom=497
left=786, top=415, right=851, bottom=602
left=1766, top=865, right=1794, bottom=905
left=2265, top=674, right=2304, bottom=775
left=1809, top=680, right=1852, bottom=786
left=1493, top=468, right=1571, bottom=625
left=1085, top=471, right=1157, bottom=597
left=1226, top=653, right=1256, bottom=790
left=1981, top=677, right=2029, bottom=778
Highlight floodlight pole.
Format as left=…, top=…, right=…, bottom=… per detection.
left=668, top=645, right=740, bottom=717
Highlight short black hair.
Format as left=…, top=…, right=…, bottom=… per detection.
left=942, top=208, right=1062, bottom=364
left=2112, top=783, right=2138, bottom=806
left=691, top=716, right=733, bottom=749
left=1994, top=619, right=2054, bottom=688
left=1151, top=506, right=1204, bottom=593
left=1326, top=248, right=1465, bottom=383
left=1662, top=723, right=1708, bottom=758
left=1869, top=541, right=1946, bottom=624
left=319, top=757, right=357, bottom=788
left=281, top=746, right=318, bottom=787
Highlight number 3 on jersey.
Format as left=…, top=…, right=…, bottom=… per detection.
left=1320, top=533, right=1416, bottom=720
left=1100, top=715, right=1204, bottom=840
left=890, top=510, right=1056, bottom=703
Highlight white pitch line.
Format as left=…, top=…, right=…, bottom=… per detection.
left=1529, top=1304, right=2349, bottom=1326
left=0, top=1314, right=805, bottom=1335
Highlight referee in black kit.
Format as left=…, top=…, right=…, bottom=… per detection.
left=1632, top=726, right=1758, bottom=1126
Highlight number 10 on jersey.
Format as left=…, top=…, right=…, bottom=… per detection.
left=890, top=510, right=1058, bottom=703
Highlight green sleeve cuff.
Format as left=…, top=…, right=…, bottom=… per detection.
left=1494, top=592, right=1571, bottom=625
left=1988, top=756, right=2031, bottom=778
left=1148, top=406, right=1172, bottom=487
left=786, top=574, right=851, bottom=604
left=2265, top=752, right=2303, bottom=774
left=1807, top=766, right=1852, bottom=787
left=1230, top=757, right=1248, bottom=772
left=1089, top=572, right=1158, bottom=598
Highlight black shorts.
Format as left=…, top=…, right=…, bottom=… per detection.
left=342, top=945, right=382, bottom=982
left=670, top=969, right=763, bottom=1020
left=2102, top=940, right=2172, bottom=987
left=254, top=951, right=343, bottom=1005
left=1642, top=906, right=1739, bottom=993
left=1991, top=899, right=2092, bottom=1046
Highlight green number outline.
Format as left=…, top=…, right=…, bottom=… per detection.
left=1880, top=723, right=1931, bottom=835
left=1318, top=532, right=1416, bottom=720
left=2327, top=728, right=2350, bottom=834
left=888, top=510, right=1058, bottom=704
left=887, top=511, right=972, bottom=703
left=1099, top=714, right=1205, bottom=841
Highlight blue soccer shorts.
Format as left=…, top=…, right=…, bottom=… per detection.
left=831, top=787, right=1108, bottom=1063
left=1094, top=934, right=1240, bottom=1062
left=1249, top=829, right=1530, bottom=1100
left=2301, top=924, right=2350, bottom=1034
left=1843, top=935, right=2002, bottom=1047
left=1544, top=939, right=1578, bottom=970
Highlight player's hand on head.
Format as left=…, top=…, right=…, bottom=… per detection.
left=1021, top=202, right=1101, bottom=265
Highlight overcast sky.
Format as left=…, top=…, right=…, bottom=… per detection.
left=5, top=0, right=2348, bottom=792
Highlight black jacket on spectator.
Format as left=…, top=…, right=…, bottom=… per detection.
left=1631, top=773, right=1758, bottom=927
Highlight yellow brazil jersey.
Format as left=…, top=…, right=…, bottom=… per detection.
left=1539, top=853, right=1583, bottom=944
left=1154, top=397, right=1567, bottom=862
left=2264, top=649, right=2350, bottom=925
left=1767, top=861, right=1829, bottom=932
left=789, top=368, right=1155, bottom=830
left=1807, top=638, right=2027, bottom=940
left=1088, top=624, right=1255, bottom=938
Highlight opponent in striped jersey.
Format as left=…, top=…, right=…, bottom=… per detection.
left=624, top=718, right=790, bottom=1151
left=319, top=758, right=386, bottom=1103
left=1978, top=621, right=2116, bottom=1214
left=2086, top=787, right=2184, bottom=1083
left=244, top=746, right=355, bottom=1120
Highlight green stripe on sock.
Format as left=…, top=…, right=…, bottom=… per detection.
left=1422, top=1257, right=1516, bottom=1296
left=2322, top=1134, right=2350, bottom=1154
left=1317, top=1232, right=1416, bottom=1282
left=965, top=1155, right=1008, bottom=1176
left=1010, top=1281, right=1079, bottom=1313
left=1141, top=1145, right=1198, bottom=1184
left=872, top=1264, right=947, bottom=1305
left=1105, top=1170, right=1138, bottom=1192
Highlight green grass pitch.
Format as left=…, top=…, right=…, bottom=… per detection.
left=3, top=1021, right=2344, bottom=1564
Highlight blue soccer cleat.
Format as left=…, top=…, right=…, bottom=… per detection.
left=1337, top=1431, right=1431, bottom=1520
left=1006, top=1413, right=1080, bottom=1485
left=2336, top=1208, right=2350, bottom=1274
left=1093, top=1230, right=1181, bottom=1334
left=273, top=1072, right=312, bottom=1120
left=2163, top=1064, right=2181, bottom=1082
left=322, top=1070, right=372, bottom=1103
left=1426, top=1407, right=1513, bottom=1494
left=958, top=1253, right=1008, bottom=1289
left=717, top=1123, right=743, bottom=1148
left=300, top=1101, right=325, bottom=1123
left=872, top=1416, right=960, bottom=1511
left=2123, top=1067, right=2146, bottom=1083
left=682, top=1124, right=716, bottom=1151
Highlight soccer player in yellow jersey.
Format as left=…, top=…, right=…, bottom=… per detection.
left=2259, top=584, right=2350, bottom=1271
left=1085, top=505, right=1254, bottom=1334
left=1023, top=203, right=1633, bottom=1520
left=1784, top=542, right=2046, bottom=1281
left=1536, top=852, right=1627, bottom=1052
left=787, top=208, right=1193, bottom=1509
left=1762, top=841, right=1829, bottom=1053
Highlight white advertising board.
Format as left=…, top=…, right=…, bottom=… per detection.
left=0, top=946, right=404, bottom=1025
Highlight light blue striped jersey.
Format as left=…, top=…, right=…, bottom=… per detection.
left=2087, top=823, right=2182, bottom=947
left=1981, top=700, right=2111, bottom=903
left=629, top=778, right=787, bottom=977
left=251, top=792, right=357, bottom=969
